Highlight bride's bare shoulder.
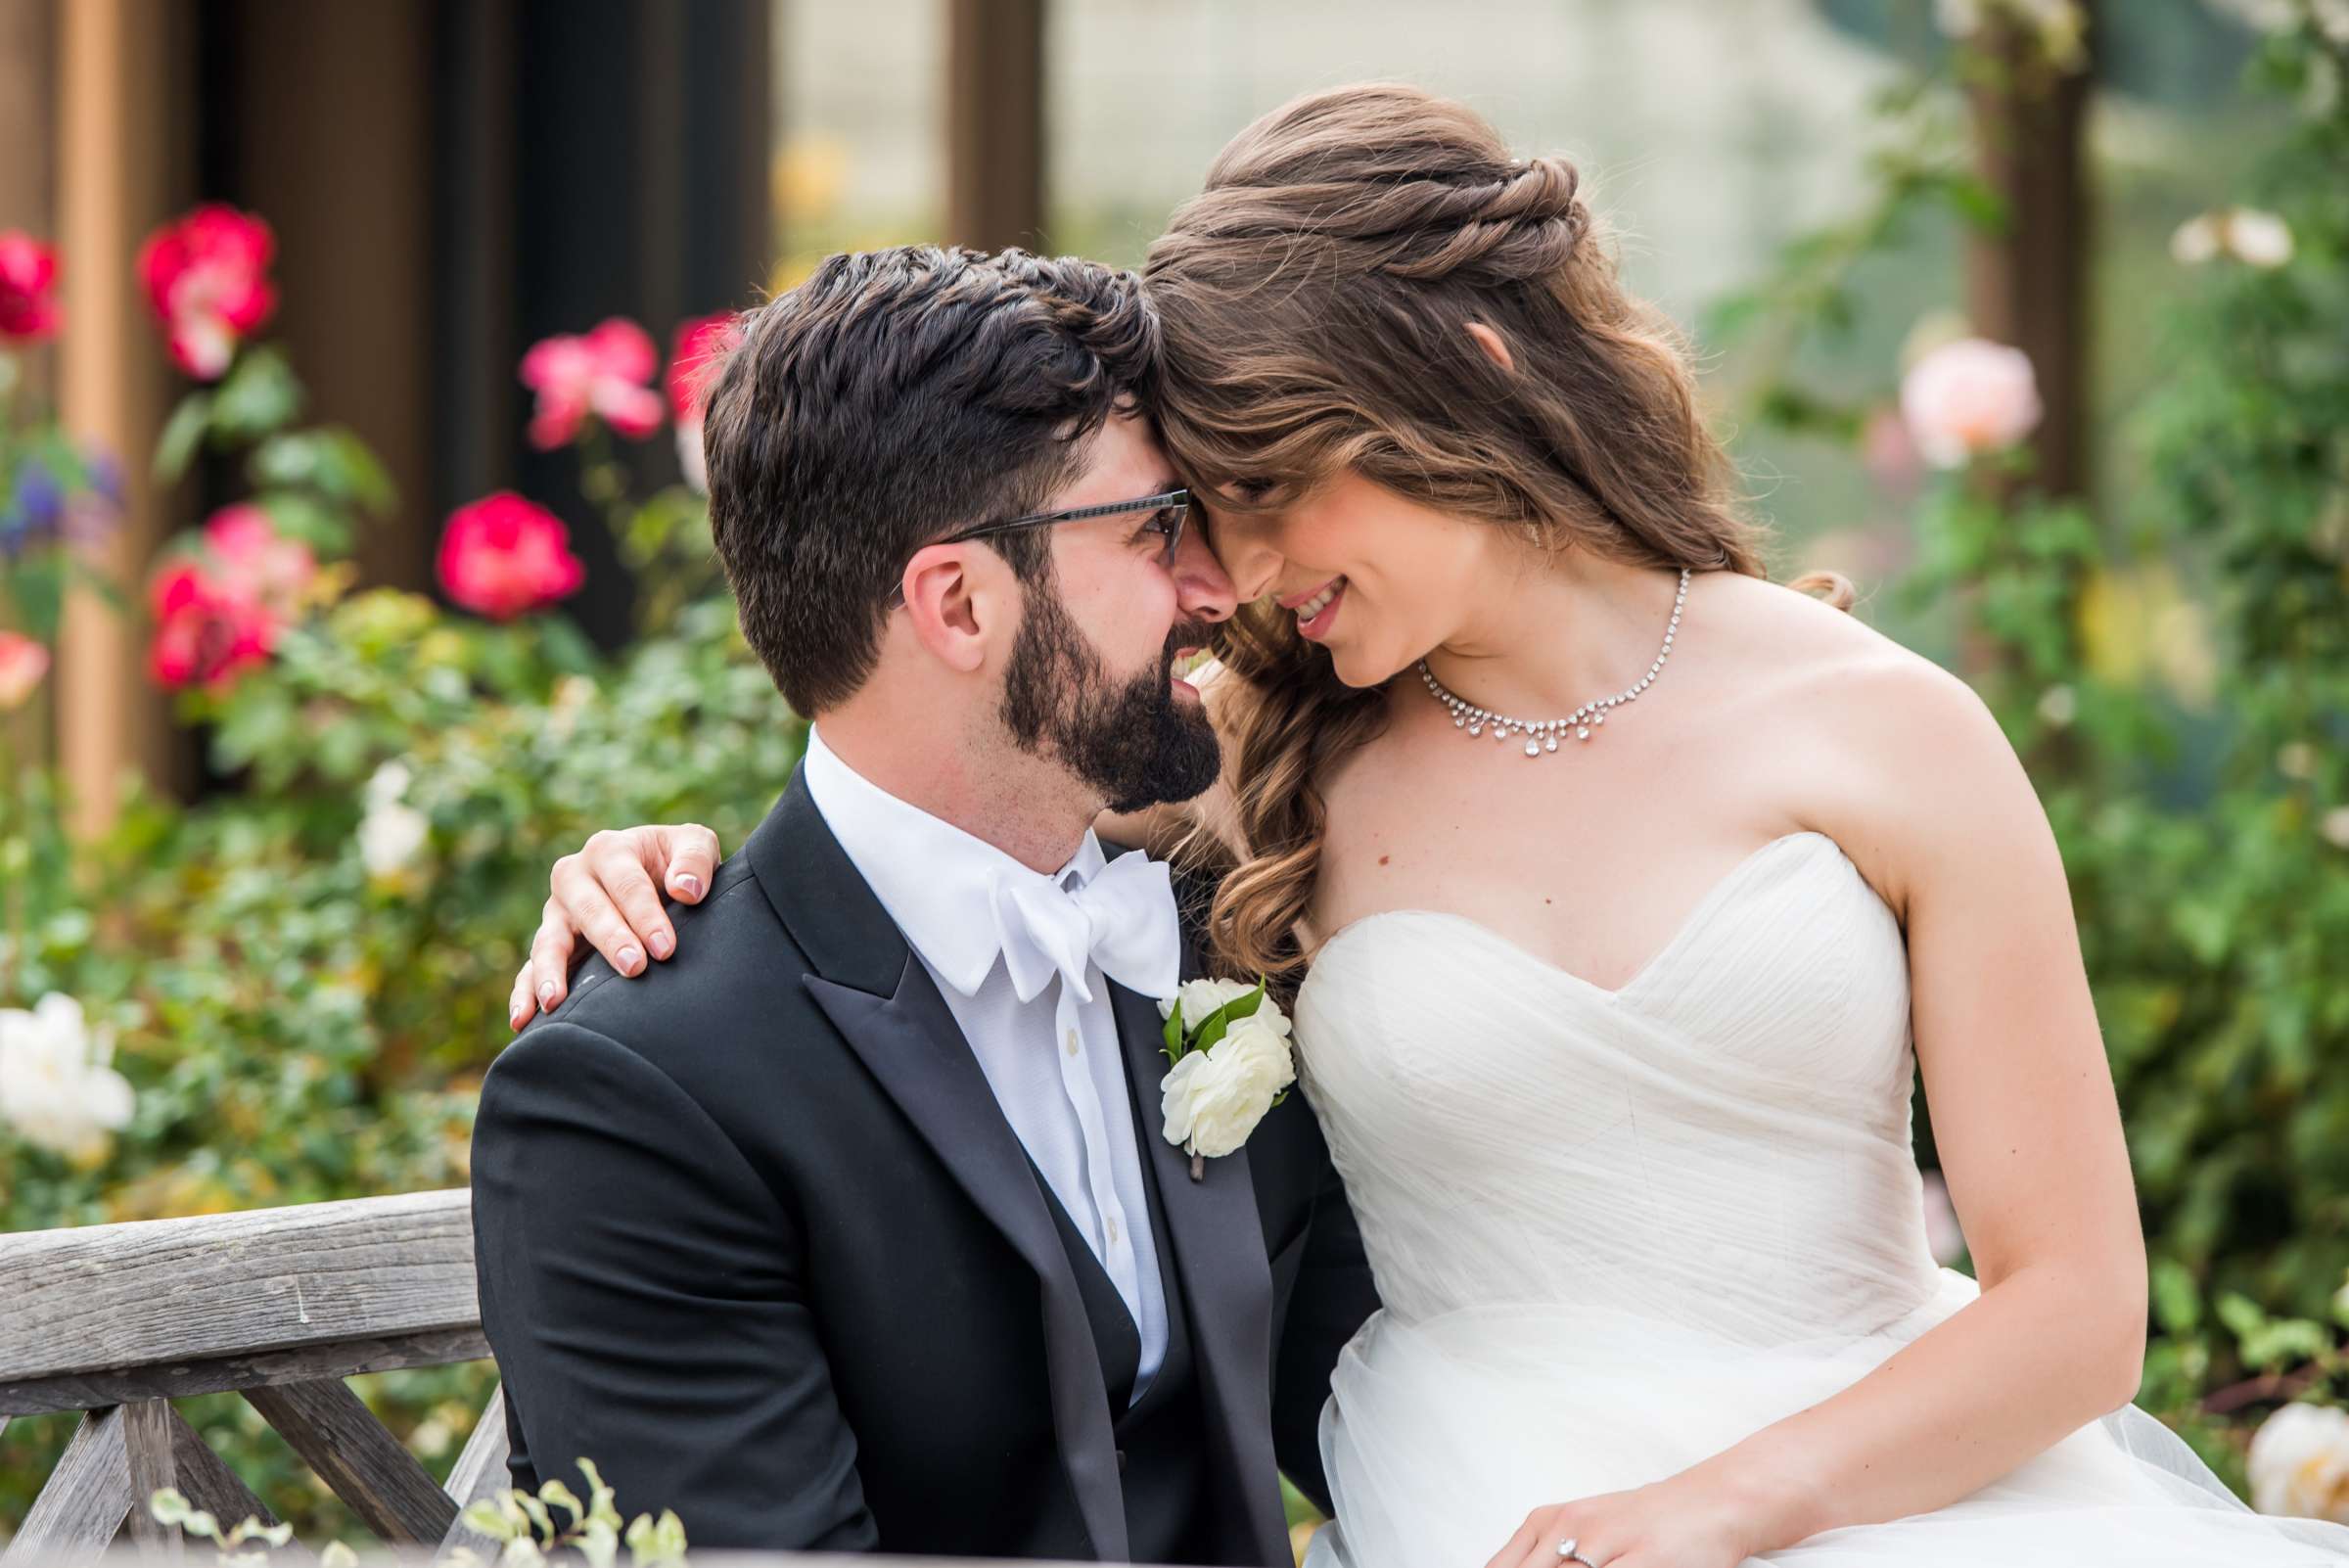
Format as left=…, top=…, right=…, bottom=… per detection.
left=1705, top=572, right=2040, bottom=914
left=1095, top=658, right=1247, bottom=857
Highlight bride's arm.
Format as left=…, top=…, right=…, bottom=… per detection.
left=1493, top=653, right=2146, bottom=1568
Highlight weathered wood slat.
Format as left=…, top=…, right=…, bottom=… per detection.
left=0, top=1190, right=479, bottom=1386
left=118, top=1402, right=179, bottom=1562
left=1, top=1328, right=490, bottom=1419
left=242, top=1380, right=457, bottom=1546
left=439, top=1388, right=508, bottom=1511
left=2, top=1407, right=132, bottom=1566
left=163, top=1408, right=310, bottom=1563
left=432, top=1388, right=510, bottom=1564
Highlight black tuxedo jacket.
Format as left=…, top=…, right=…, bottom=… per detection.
left=471, top=771, right=1381, bottom=1562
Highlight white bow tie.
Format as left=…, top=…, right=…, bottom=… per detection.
left=990, top=850, right=1181, bottom=1007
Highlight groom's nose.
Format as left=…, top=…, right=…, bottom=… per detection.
left=1170, top=515, right=1237, bottom=623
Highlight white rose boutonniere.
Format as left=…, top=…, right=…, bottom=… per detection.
left=1156, top=979, right=1295, bottom=1179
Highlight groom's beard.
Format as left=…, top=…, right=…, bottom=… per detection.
left=1000, top=580, right=1221, bottom=815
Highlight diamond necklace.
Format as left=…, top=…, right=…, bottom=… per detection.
left=1416, top=568, right=1690, bottom=759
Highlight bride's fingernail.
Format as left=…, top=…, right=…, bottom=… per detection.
left=619, top=945, right=644, bottom=974
left=537, top=981, right=556, bottom=1005
left=675, top=874, right=702, bottom=899
left=649, top=930, right=672, bottom=959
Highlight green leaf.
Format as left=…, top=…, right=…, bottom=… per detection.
left=1162, top=998, right=1185, bottom=1061
left=462, top=1500, right=521, bottom=1543
left=2149, top=1257, right=2202, bottom=1336
left=212, top=346, right=304, bottom=440
left=4, top=553, right=65, bottom=642
left=537, top=1480, right=584, bottom=1528
left=2214, top=1291, right=2267, bottom=1342
left=155, top=392, right=215, bottom=485
left=513, top=1489, right=553, bottom=1542
left=1190, top=983, right=1267, bottom=1054
left=148, top=1488, right=192, bottom=1527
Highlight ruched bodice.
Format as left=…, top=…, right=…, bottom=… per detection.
left=1297, top=832, right=1942, bottom=1338
left=1289, top=832, right=2349, bottom=1568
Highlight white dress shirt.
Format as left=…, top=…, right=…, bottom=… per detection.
left=801, top=727, right=1171, bottom=1397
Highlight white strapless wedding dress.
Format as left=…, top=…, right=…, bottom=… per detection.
left=1294, top=832, right=2349, bottom=1567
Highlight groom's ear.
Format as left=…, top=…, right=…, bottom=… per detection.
left=898, top=543, right=1000, bottom=675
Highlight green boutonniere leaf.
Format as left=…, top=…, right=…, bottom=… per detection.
left=1189, top=983, right=1267, bottom=1054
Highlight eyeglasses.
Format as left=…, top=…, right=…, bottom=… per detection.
left=948, top=487, right=1190, bottom=566
left=890, top=488, right=1191, bottom=606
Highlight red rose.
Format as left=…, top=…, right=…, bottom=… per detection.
left=666, top=312, right=741, bottom=422
left=135, top=206, right=278, bottom=381
left=436, top=492, right=585, bottom=621
left=665, top=312, right=742, bottom=492
left=0, top=630, right=50, bottom=710
left=147, top=559, right=278, bottom=692
left=202, top=504, right=316, bottom=619
left=519, top=318, right=664, bottom=449
left=0, top=231, right=62, bottom=344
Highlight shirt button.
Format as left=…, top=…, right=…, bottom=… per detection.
left=1064, top=1029, right=1080, bottom=1057
left=1106, top=1217, right=1122, bottom=1246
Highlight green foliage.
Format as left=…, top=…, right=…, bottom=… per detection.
left=1, top=301, right=800, bottom=1536
left=1734, top=8, right=2349, bottom=1488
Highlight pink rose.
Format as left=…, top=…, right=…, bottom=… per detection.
left=0, top=630, right=50, bottom=709
left=665, top=312, right=742, bottom=491
left=146, top=559, right=278, bottom=693
left=202, top=504, right=315, bottom=619
left=519, top=318, right=664, bottom=450
left=436, top=492, right=585, bottom=620
left=135, top=206, right=279, bottom=381
left=0, top=231, right=62, bottom=344
left=1899, top=338, right=2044, bottom=470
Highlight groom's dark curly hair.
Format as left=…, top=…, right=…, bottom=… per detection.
left=700, top=245, right=1163, bottom=715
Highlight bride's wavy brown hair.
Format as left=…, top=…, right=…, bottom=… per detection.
left=1142, top=83, right=1850, bottom=980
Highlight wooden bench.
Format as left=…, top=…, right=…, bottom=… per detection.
left=0, top=1189, right=505, bottom=1564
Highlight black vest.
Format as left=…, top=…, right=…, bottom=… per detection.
left=1027, top=1073, right=1216, bottom=1563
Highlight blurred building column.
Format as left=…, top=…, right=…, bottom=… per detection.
left=945, top=0, right=1045, bottom=252
left=56, top=0, right=193, bottom=835
left=227, top=0, right=436, bottom=594
left=1964, top=3, right=2093, bottom=503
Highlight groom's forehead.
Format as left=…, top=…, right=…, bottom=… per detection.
left=1048, top=413, right=1178, bottom=512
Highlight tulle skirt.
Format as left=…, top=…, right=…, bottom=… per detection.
left=1306, top=1270, right=2349, bottom=1568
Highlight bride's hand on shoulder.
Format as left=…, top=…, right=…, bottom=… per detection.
left=1486, top=1473, right=1767, bottom=1568
left=507, top=823, right=725, bottom=1030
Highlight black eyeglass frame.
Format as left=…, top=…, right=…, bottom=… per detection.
left=888, top=487, right=1191, bottom=607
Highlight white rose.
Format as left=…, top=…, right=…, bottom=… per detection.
left=2228, top=208, right=2294, bottom=269
left=2173, top=208, right=2295, bottom=270
left=2248, top=1403, right=2349, bottom=1523
left=0, top=992, right=134, bottom=1163
left=2171, top=213, right=2222, bottom=266
left=359, top=761, right=430, bottom=879
left=1900, top=337, right=2044, bottom=470
left=1157, top=977, right=1260, bottom=1024
left=1160, top=1013, right=1297, bottom=1160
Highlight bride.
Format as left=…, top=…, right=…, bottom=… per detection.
left=502, top=83, right=2349, bottom=1568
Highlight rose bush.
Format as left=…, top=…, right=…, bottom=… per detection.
left=0, top=202, right=772, bottom=1534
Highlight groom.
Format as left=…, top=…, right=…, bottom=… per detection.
left=470, top=246, right=1378, bottom=1564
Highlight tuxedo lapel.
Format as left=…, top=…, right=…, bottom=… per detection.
left=1112, top=977, right=1288, bottom=1567
left=750, top=772, right=1128, bottom=1561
